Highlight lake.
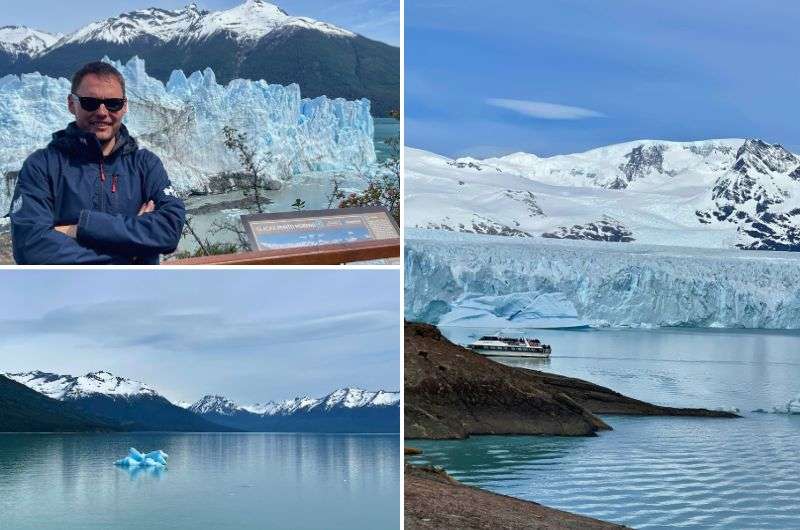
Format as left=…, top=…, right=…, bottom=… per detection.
left=0, top=433, right=400, bottom=530
left=374, top=117, right=400, bottom=162
left=409, top=327, right=800, bottom=529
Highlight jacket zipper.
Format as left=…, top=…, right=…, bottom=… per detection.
left=99, top=159, right=106, bottom=210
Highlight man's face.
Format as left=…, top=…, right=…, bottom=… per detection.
left=67, top=73, right=127, bottom=143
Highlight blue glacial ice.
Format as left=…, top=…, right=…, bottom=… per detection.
left=436, top=292, right=588, bottom=329
left=0, top=56, right=376, bottom=214
left=405, top=229, right=800, bottom=329
left=115, top=447, right=169, bottom=468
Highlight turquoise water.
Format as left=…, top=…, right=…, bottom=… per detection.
left=410, top=327, right=800, bottom=529
left=374, top=118, right=399, bottom=162
left=0, top=433, right=400, bottom=530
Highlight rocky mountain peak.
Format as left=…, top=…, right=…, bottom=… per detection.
left=733, top=138, right=798, bottom=175
left=612, top=143, right=668, bottom=189
left=0, top=26, right=61, bottom=57
left=189, top=394, right=241, bottom=415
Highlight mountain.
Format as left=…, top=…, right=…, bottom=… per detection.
left=4, top=371, right=234, bottom=432
left=189, top=388, right=400, bottom=433
left=0, top=26, right=61, bottom=69
left=0, top=0, right=399, bottom=116
left=6, top=370, right=159, bottom=400
left=405, top=138, right=800, bottom=251
left=0, top=374, right=119, bottom=432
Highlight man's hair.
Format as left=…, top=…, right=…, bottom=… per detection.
left=71, top=62, right=126, bottom=95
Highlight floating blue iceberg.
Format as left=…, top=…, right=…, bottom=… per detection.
left=115, top=447, right=169, bottom=468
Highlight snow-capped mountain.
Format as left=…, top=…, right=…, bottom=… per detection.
left=58, top=1, right=354, bottom=47
left=406, top=139, right=800, bottom=251
left=190, top=388, right=400, bottom=417
left=0, top=26, right=61, bottom=58
left=189, top=388, right=400, bottom=433
left=0, top=0, right=399, bottom=116
left=189, top=394, right=242, bottom=416
left=318, top=388, right=401, bottom=410
left=4, top=370, right=157, bottom=400
left=0, top=56, right=375, bottom=216
left=4, top=369, right=233, bottom=432
left=2, top=369, right=398, bottom=432
left=0, top=374, right=119, bottom=432
left=242, top=396, right=317, bottom=415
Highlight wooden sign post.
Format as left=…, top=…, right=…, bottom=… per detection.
left=166, top=207, right=400, bottom=266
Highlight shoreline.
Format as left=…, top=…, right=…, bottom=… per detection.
left=405, top=464, right=629, bottom=530
left=404, top=321, right=738, bottom=527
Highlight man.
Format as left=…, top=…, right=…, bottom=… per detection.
left=9, top=61, right=185, bottom=264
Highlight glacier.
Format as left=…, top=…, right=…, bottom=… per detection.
left=0, top=56, right=376, bottom=215
left=115, top=448, right=169, bottom=468
left=405, top=229, right=800, bottom=329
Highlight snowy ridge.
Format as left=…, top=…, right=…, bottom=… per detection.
left=3, top=370, right=158, bottom=400
left=481, top=139, right=742, bottom=190
left=406, top=141, right=800, bottom=251
left=0, top=26, right=62, bottom=57
left=189, top=395, right=241, bottom=416
left=405, top=229, right=800, bottom=329
left=58, top=0, right=354, bottom=47
left=0, top=56, right=375, bottom=215
left=191, top=388, right=400, bottom=417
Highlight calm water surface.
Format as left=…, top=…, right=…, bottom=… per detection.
left=410, top=327, right=800, bottom=529
left=1, top=433, right=399, bottom=530
left=373, top=118, right=399, bottom=161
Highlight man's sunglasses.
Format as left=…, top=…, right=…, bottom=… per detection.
left=71, top=94, right=127, bottom=112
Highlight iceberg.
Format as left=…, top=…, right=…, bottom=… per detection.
left=0, top=56, right=376, bottom=215
left=115, top=447, right=169, bottom=468
left=405, top=229, right=800, bottom=329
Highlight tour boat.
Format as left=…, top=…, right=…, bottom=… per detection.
left=467, top=334, right=552, bottom=358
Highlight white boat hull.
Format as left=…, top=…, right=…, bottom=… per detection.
left=471, top=347, right=551, bottom=358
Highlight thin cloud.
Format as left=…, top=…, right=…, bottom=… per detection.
left=486, top=98, right=606, bottom=120
left=0, top=301, right=397, bottom=355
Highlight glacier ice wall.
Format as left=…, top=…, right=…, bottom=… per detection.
left=0, top=56, right=376, bottom=214
left=405, top=229, right=800, bottom=329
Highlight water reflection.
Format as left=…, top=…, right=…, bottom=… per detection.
left=117, top=465, right=166, bottom=481
left=0, top=433, right=399, bottom=530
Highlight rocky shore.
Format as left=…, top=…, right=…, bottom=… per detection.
left=405, top=465, right=629, bottom=530
left=405, top=321, right=737, bottom=439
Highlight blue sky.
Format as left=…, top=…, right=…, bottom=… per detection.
left=0, top=270, right=400, bottom=405
left=406, top=0, right=800, bottom=158
left=0, top=0, right=399, bottom=45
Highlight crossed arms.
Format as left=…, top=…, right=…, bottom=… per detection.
left=10, top=151, right=185, bottom=265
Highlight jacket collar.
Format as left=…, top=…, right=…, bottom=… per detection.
left=49, top=122, right=138, bottom=160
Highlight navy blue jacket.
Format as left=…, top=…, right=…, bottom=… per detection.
left=9, top=123, right=185, bottom=264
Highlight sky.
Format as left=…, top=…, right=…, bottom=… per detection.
left=406, top=0, right=800, bottom=158
left=0, top=270, right=400, bottom=405
left=0, top=0, right=399, bottom=46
